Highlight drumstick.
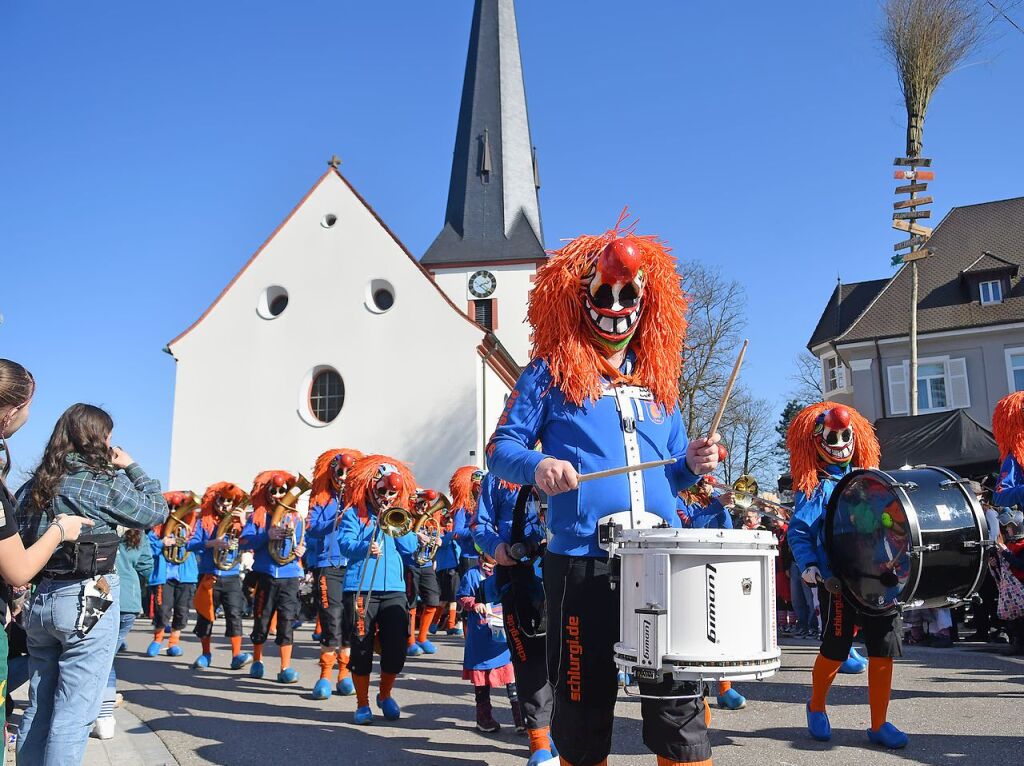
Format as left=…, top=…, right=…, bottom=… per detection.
left=577, top=458, right=676, bottom=484
left=706, top=339, right=749, bottom=440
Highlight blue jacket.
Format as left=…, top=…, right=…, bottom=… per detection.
left=186, top=519, right=242, bottom=577
left=787, top=464, right=849, bottom=579
left=117, top=536, right=154, bottom=614
left=472, top=475, right=545, bottom=559
left=434, top=508, right=465, bottom=571
left=305, top=498, right=350, bottom=569
left=166, top=554, right=199, bottom=584
left=994, top=455, right=1024, bottom=509
left=457, top=566, right=511, bottom=671
left=146, top=532, right=168, bottom=586
left=676, top=497, right=732, bottom=529
left=452, top=507, right=480, bottom=562
left=486, top=358, right=701, bottom=557
left=338, top=507, right=418, bottom=593
left=241, top=511, right=304, bottom=579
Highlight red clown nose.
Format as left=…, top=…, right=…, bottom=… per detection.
left=597, top=239, right=642, bottom=283
left=824, top=406, right=851, bottom=431
left=385, top=473, right=403, bottom=491
left=423, top=489, right=439, bottom=501
left=340, top=454, right=356, bottom=469
left=272, top=475, right=288, bottom=487
left=170, top=492, right=185, bottom=505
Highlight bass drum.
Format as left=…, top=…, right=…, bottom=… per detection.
left=825, top=466, right=988, bottom=616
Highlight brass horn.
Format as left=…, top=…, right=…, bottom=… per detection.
left=163, top=492, right=201, bottom=564
left=378, top=506, right=413, bottom=538
left=413, top=493, right=450, bottom=566
left=731, top=475, right=760, bottom=511
left=213, top=492, right=250, bottom=571
left=269, top=474, right=312, bottom=566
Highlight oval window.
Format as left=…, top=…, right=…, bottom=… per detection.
left=321, top=213, right=338, bottom=229
left=365, top=279, right=396, bottom=314
left=257, top=286, right=289, bottom=319
left=309, top=368, right=345, bottom=423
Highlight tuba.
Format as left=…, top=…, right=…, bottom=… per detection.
left=213, top=492, right=250, bottom=571
left=163, top=492, right=201, bottom=564
left=412, top=491, right=451, bottom=566
left=269, top=474, right=312, bottom=566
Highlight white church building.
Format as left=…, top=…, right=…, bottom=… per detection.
left=165, top=0, right=545, bottom=493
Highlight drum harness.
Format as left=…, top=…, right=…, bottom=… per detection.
left=495, top=485, right=547, bottom=640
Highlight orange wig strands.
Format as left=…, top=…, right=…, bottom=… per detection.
left=157, top=491, right=197, bottom=536
left=450, top=466, right=482, bottom=514
left=199, top=482, right=246, bottom=533
left=311, top=448, right=365, bottom=509
left=250, top=470, right=296, bottom=527
left=786, top=401, right=880, bottom=496
left=993, top=391, right=1024, bottom=465
left=528, top=210, right=688, bottom=408
left=343, top=455, right=417, bottom=523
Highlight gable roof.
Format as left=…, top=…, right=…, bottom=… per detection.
left=808, top=278, right=889, bottom=350
left=960, top=250, right=1020, bottom=277
left=809, top=196, right=1024, bottom=349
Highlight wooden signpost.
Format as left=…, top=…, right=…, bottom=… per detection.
left=894, top=169, right=936, bottom=181
left=892, top=219, right=933, bottom=237
left=891, top=156, right=935, bottom=268
left=893, top=195, right=933, bottom=210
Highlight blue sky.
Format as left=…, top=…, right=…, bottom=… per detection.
left=2, top=2, right=1023, bottom=486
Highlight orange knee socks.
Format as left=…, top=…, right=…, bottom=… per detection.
left=810, top=654, right=843, bottom=712
left=279, top=644, right=293, bottom=671
left=408, top=608, right=418, bottom=647
left=868, top=657, right=894, bottom=730
left=200, top=637, right=212, bottom=655
left=230, top=636, right=242, bottom=656
left=253, top=643, right=264, bottom=662
left=353, top=674, right=370, bottom=707
left=418, top=606, right=438, bottom=643
left=315, top=616, right=322, bottom=635
left=337, top=649, right=350, bottom=681
left=379, top=672, right=397, bottom=700
left=319, top=650, right=337, bottom=680
left=528, top=727, right=551, bottom=754
left=447, top=603, right=457, bottom=629
left=153, top=628, right=165, bottom=643
left=717, top=680, right=731, bottom=695
left=168, top=630, right=180, bottom=648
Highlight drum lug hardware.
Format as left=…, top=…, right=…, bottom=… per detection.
left=909, top=543, right=939, bottom=558
left=962, top=539, right=995, bottom=549
left=891, top=481, right=919, bottom=491
left=939, top=478, right=970, bottom=489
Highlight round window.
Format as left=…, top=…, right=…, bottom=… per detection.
left=321, top=213, right=338, bottom=229
left=365, top=279, right=396, bottom=314
left=309, top=368, right=345, bottom=423
left=257, top=285, right=289, bottom=319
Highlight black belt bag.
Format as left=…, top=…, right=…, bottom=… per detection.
left=40, top=532, right=120, bottom=581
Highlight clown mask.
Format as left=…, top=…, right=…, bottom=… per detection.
left=332, top=454, right=356, bottom=495
left=583, top=238, right=645, bottom=351
left=267, top=475, right=289, bottom=504
left=471, top=470, right=486, bottom=500
left=371, top=465, right=403, bottom=513
left=814, top=406, right=854, bottom=466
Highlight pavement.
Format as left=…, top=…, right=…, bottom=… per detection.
left=11, top=621, right=1022, bottom=765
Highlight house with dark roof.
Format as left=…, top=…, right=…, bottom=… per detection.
left=808, top=197, right=1024, bottom=427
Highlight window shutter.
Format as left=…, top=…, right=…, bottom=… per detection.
left=946, top=357, right=970, bottom=409
left=888, top=364, right=908, bottom=415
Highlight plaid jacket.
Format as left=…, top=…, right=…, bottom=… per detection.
left=17, top=454, right=166, bottom=543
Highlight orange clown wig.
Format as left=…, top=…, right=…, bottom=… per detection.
left=786, top=401, right=879, bottom=496
left=250, top=470, right=296, bottom=527
left=156, top=490, right=198, bottom=536
left=198, top=481, right=247, bottom=533
left=527, top=210, right=688, bottom=408
left=311, top=448, right=364, bottom=509
left=994, top=391, right=1024, bottom=465
left=450, top=465, right=484, bottom=514
left=343, top=454, right=417, bottom=523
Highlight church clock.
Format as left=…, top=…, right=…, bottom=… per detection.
left=468, top=270, right=497, bottom=299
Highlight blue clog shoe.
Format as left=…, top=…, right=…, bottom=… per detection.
left=145, top=641, right=162, bottom=657
left=717, top=688, right=747, bottom=710
left=336, top=677, right=355, bottom=696
left=166, top=645, right=183, bottom=658
left=417, top=640, right=438, bottom=655
left=839, top=647, right=867, bottom=674
left=311, top=631, right=321, bottom=642
left=406, top=643, right=424, bottom=657
left=353, top=706, right=374, bottom=725
left=192, top=653, right=212, bottom=669
left=312, top=678, right=333, bottom=699
left=249, top=661, right=265, bottom=679
left=806, top=702, right=831, bottom=741
left=230, top=652, right=253, bottom=670
left=867, top=722, right=908, bottom=749
left=527, top=750, right=557, bottom=766
left=428, top=624, right=439, bottom=635
left=277, top=667, right=299, bottom=684
left=377, top=695, right=401, bottom=721
left=447, top=626, right=463, bottom=636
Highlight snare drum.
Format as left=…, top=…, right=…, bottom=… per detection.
left=825, top=466, right=989, bottom=616
left=613, top=527, right=781, bottom=683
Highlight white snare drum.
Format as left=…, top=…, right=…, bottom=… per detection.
left=613, top=527, right=781, bottom=683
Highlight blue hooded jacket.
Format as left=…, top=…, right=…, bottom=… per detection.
left=994, top=454, right=1024, bottom=509
left=305, top=497, right=350, bottom=569
left=241, top=511, right=304, bottom=579
left=472, top=474, right=545, bottom=559
left=338, top=507, right=418, bottom=593
left=676, top=496, right=732, bottom=529
left=786, top=464, right=849, bottom=579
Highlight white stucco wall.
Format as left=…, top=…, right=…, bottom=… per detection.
left=431, top=263, right=536, bottom=366
left=167, top=171, right=506, bottom=495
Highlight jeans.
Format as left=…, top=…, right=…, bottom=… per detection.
left=789, top=562, right=815, bottom=632
left=17, top=574, right=121, bottom=766
left=97, top=613, right=137, bottom=721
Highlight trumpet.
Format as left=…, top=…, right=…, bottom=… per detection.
left=163, top=492, right=201, bottom=564
left=213, top=492, right=250, bottom=571
left=269, top=474, right=312, bottom=566
left=412, top=492, right=451, bottom=566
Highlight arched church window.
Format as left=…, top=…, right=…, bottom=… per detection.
left=309, top=369, right=345, bottom=423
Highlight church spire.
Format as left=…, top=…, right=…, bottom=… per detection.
left=422, top=0, right=544, bottom=267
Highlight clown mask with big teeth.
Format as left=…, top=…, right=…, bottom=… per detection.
left=814, top=406, right=855, bottom=466
left=583, top=238, right=645, bottom=351
left=267, top=475, right=289, bottom=505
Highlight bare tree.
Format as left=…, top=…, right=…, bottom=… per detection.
left=718, top=389, right=778, bottom=486
left=678, top=262, right=746, bottom=437
left=790, top=351, right=825, bottom=404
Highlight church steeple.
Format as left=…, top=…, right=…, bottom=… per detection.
left=422, top=0, right=544, bottom=267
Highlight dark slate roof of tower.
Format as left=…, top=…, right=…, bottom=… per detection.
left=422, top=0, right=545, bottom=267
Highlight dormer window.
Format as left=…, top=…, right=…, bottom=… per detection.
left=980, top=280, right=1003, bottom=305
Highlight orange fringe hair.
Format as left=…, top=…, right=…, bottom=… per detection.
left=786, top=401, right=880, bottom=496
left=450, top=465, right=483, bottom=514
left=343, top=454, right=417, bottom=523
left=993, top=391, right=1024, bottom=465
left=199, top=482, right=247, bottom=533
left=528, top=210, right=688, bottom=408
left=311, top=448, right=364, bottom=509
left=155, top=490, right=197, bottom=536
left=250, top=470, right=296, bottom=527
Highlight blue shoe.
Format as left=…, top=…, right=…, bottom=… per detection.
left=527, top=750, right=557, bottom=766
left=447, top=626, right=463, bottom=636
left=839, top=648, right=868, bottom=674
left=191, top=653, right=212, bottom=669
left=806, top=702, right=831, bottom=741
left=377, top=694, right=401, bottom=721
left=353, top=706, right=374, bottom=725
left=312, top=678, right=333, bottom=700
left=311, top=632, right=321, bottom=642
left=428, top=624, right=439, bottom=635
left=166, top=645, right=183, bottom=657
left=867, top=722, right=908, bottom=749
left=230, top=652, right=253, bottom=670
left=617, top=671, right=627, bottom=687
left=417, top=640, right=437, bottom=655
left=336, top=677, right=355, bottom=696
left=277, top=667, right=299, bottom=684
left=406, top=643, right=424, bottom=657
left=145, top=641, right=162, bottom=657
left=717, top=688, right=747, bottom=710
left=250, top=661, right=265, bottom=679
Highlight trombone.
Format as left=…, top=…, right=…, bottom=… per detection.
left=353, top=504, right=414, bottom=636
left=709, top=475, right=791, bottom=524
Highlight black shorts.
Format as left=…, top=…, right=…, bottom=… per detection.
left=818, top=585, right=903, bottom=661
left=314, top=566, right=350, bottom=648
left=194, top=575, right=245, bottom=639
left=250, top=574, right=301, bottom=646
left=437, top=568, right=461, bottom=603
left=345, top=590, right=408, bottom=676
left=405, top=566, right=441, bottom=608
left=157, top=580, right=196, bottom=631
